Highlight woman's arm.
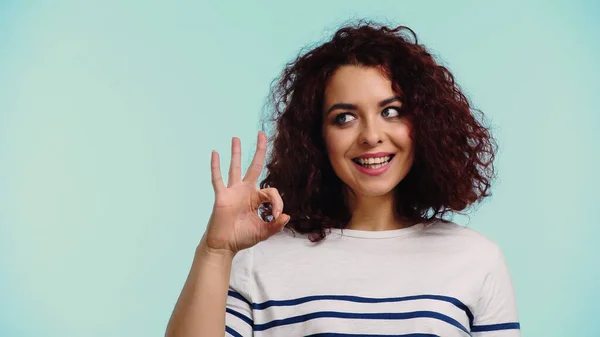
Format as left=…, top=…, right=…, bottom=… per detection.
left=165, top=134, right=286, bottom=337
left=165, top=237, right=235, bottom=337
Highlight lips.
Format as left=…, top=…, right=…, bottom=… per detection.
left=353, top=152, right=395, bottom=159
left=351, top=154, right=395, bottom=176
left=352, top=154, right=395, bottom=166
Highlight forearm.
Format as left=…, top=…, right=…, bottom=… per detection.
left=165, top=238, right=235, bottom=337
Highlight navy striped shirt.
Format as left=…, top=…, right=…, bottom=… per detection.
left=225, top=220, right=520, bottom=336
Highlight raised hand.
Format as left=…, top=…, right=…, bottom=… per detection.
left=202, top=132, right=290, bottom=254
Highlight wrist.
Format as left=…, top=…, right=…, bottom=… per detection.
left=196, top=238, right=236, bottom=264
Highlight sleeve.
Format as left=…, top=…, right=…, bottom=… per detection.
left=225, top=248, right=254, bottom=337
left=471, top=245, right=521, bottom=337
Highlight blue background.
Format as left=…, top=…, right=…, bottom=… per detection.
left=1, top=1, right=598, bottom=336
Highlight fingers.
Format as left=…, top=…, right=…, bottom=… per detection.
left=228, top=137, right=242, bottom=187
left=267, top=213, right=291, bottom=234
left=243, top=132, right=267, bottom=184
left=210, top=150, right=225, bottom=192
left=257, top=187, right=284, bottom=220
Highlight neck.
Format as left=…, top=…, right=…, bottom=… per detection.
left=344, top=188, right=416, bottom=231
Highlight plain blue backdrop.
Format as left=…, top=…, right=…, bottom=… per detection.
left=1, top=1, right=599, bottom=336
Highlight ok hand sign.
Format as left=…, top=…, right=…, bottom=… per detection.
left=202, top=132, right=290, bottom=254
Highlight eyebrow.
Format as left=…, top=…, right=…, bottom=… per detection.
left=326, top=96, right=403, bottom=115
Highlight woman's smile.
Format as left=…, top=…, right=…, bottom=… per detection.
left=351, top=153, right=396, bottom=176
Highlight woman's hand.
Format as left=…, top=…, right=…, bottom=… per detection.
left=201, top=132, right=290, bottom=254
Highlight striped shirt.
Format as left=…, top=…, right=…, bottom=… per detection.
left=225, top=219, right=521, bottom=336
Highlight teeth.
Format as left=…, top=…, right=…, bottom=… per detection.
left=356, top=155, right=391, bottom=165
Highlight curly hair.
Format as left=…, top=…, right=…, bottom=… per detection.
left=260, top=21, right=497, bottom=242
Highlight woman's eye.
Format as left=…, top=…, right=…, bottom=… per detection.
left=382, top=106, right=402, bottom=118
left=334, top=113, right=356, bottom=124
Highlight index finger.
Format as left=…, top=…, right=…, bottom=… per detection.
left=243, top=132, right=267, bottom=184
left=210, top=150, right=226, bottom=193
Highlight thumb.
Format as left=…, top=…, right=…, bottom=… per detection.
left=266, top=213, right=290, bottom=234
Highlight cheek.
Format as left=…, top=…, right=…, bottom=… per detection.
left=323, top=130, right=347, bottom=158
left=323, top=131, right=354, bottom=177
left=394, top=122, right=414, bottom=149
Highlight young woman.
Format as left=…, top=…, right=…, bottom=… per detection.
left=166, top=22, right=520, bottom=337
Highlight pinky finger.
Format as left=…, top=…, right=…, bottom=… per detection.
left=211, top=150, right=226, bottom=192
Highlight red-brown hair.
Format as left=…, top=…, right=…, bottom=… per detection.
left=260, top=21, right=497, bottom=242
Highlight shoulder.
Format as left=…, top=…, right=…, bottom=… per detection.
left=232, top=229, right=312, bottom=268
left=420, top=219, right=505, bottom=263
left=251, top=228, right=314, bottom=260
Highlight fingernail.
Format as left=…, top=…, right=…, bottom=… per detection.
left=274, top=211, right=280, bottom=219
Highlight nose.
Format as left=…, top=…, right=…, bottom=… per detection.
left=358, top=119, right=383, bottom=147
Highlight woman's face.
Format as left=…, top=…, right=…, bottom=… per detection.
left=322, top=65, right=414, bottom=198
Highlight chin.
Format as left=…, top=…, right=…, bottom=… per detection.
left=351, top=184, right=397, bottom=198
